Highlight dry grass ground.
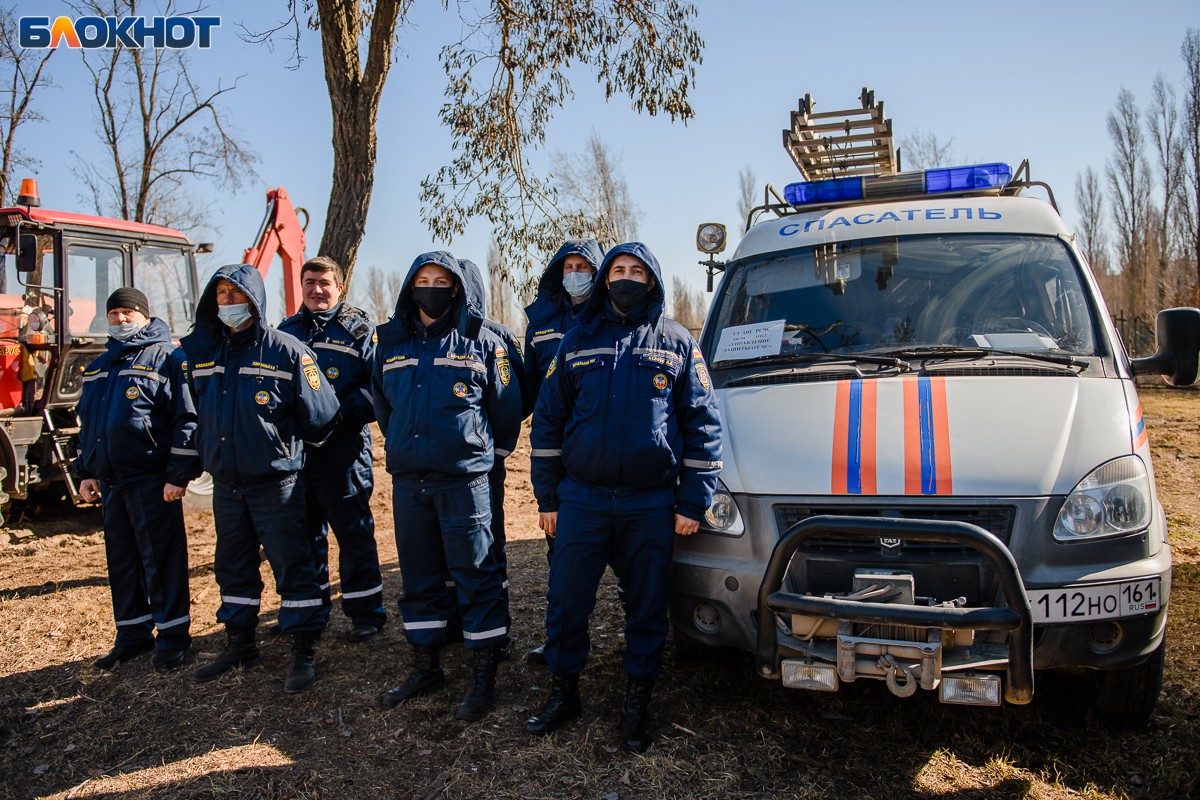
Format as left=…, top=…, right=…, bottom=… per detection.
left=2, top=399, right=1199, bottom=800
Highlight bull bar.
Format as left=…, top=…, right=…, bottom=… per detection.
left=755, top=515, right=1034, bottom=705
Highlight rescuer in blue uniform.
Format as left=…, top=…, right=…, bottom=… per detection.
left=75, top=287, right=202, bottom=673
left=278, top=256, right=386, bottom=641
left=373, top=251, right=522, bottom=721
left=525, top=243, right=723, bottom=752
left=181, top=264, right=340, bottom=693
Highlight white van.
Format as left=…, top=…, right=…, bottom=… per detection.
left=673, top=159, right=1200, bottom=727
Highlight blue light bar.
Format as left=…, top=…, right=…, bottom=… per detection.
left=784, top=177, right=863, bottom=206
left=925, top=162, right=1012, bottom=193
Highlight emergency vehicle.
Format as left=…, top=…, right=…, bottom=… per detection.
left=674, top=90, right=1199, bottom=727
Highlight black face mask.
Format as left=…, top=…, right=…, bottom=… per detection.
left=411, top=286, right=455, bottom=319
left=607, top=279, right=650, bottom=313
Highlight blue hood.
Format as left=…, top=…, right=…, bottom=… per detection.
left=577, top=242, right=666, bottom=332
left=106, top=317, right=174, bottom=357
left=458, top=258, right=487, bottom=317
left=182, top=264, right=269, bottom=354
left=525, top=239, right=603, bottom=328
left=376, top=251, right=482, bottom=345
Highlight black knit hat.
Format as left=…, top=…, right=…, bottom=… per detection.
left=106, top=287, right=150, bottom=319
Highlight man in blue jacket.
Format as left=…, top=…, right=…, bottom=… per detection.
left=278, top=257, right=386, bottom=642
left=525, top=243, right=722, bottom=752
left=181, top=264, right=340, bottom=693
left=373, top=252, right=522, bottom=721
left=75, top=287, right=202, bottom=673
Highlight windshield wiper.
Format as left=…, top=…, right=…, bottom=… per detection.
left=712, top=352, right=909, bottom=371
left=877, top=345, right=1084, bottom=368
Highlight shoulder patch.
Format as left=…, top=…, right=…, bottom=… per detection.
left=545, top=356, right=556, bottom=378
left=303, top=363, right=321, bottom=390
left=300, top=353, right=315, bottom=366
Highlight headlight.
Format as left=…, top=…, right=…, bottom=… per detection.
left=1054, top=456, right=1152, bottom=541
left=696, top=222, right=727, bottom=255
left=702, top=479, right=743, bottom=536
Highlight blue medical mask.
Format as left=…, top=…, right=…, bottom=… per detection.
left=217, top=303, right=253, bottom=329
left=563, top=271, right=594, bottom=298
left=107, top=322, right=140, bottom=341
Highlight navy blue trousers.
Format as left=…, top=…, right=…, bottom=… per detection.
left=544, top=493, right=675, bottom=680
left=102, top=479, right=191, bottom=651
left=447, top=458, right=510, bottom=631
left=212, top=476, right=329, bottom=633
left=393, top=476, right=508, bottom=649
left=302, top=446, right=386, bottom=629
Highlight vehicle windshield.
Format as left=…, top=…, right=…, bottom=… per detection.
left=708, top=234, right=1096, bottom=365
left=134, top=245, right=195, bottom=337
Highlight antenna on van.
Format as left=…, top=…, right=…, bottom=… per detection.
left=782, top=87, right=898, bottom=181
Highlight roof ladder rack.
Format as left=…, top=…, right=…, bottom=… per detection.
left=783, top=87, right=898, bottom=181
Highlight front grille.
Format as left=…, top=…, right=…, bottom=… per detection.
left=726, top=371, right=858, bottom=388
left=775, top=505, right=1015, bottom=553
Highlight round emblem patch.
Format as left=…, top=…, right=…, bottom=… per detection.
left=255, top=391, right=270, bottom=405
left=453, top=381, right=468, bottom=398
left=326, top=366, right=339, bottom=380
left=653, top=373, right=668, bottom=390
left=125, top=386, right=139, bottom=400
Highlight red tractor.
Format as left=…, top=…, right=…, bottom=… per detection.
left=0, top=180, right=307, bottom=524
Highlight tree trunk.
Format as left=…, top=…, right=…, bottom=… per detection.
left=314, top=0, right=402, bottom=290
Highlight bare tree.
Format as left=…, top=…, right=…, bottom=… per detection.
left=486, top=236, right=515, bottom=331
left=1182, top=28, right=1200, bottom=299
left=1076, top=167, right=1111, bottom=275
left=898, top=129, right=955, bottom=170
left=251, top=1, right=700, bottom=293
left=72, top=0, right=258, bottom=233
left=361, top=265, right=405, bottom=323
left=670, top=275, right=706, bottom=332
left=550, top=133, right=641, bottom=250
left=1146, top=72, right=1187, bottom=305
left=736, top=165, right=755, bottom=235
left=0, top=11, right=54, bottom=207
left=1107, top=88, right=1155, bottom=320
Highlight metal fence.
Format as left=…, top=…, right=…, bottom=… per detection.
left=1112, top=311, right=1156, bottom=359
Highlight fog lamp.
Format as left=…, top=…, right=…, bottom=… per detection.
left=939, top=672, right=1001, bottom=706
left=696, top=223, right=727, bottom=254
left=781, top=659, right=839, bottom=692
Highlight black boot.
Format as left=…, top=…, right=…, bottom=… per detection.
left=94, top=639, right=154, bottom=671
left=284, top=632, right=319, bottom=694
left=524, top=673, right=582, bottom=735
left=525, top=644, right=548, bottom=667
left=193, top=625, right=261, bottom=682
left=382, top=644, right=445, bottom=707
left=619, top=673, right=655, bottom=753
left=456, top=645, right=501, bottom=721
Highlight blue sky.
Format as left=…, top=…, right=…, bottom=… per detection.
left=11, top=0, right=1200, bottom=323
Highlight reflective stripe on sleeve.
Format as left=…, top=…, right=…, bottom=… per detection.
left=566, top=347, right=616, bottom=359
left=157, top=614, right=190, bottom=629
left=531, top=449, right=562, bottom=457
left=221, top=595, right=261, bottom=606
left=280, top=598, right=324, bottom=608
left=314, top=341, right=358, bottom=356
left=170, top=447, right=199, bottom=457
left=494, top=448, right=512, bottom=457
left=463, top=626, right=507, bottom=641
left=239, top=367, right=292, bottom=380
left=403, top=620, right=449, bottom=630
left=341, top=585, right=383, bottom=600
left=682, top=458, right=723, bottom=469
left=115, top=614, right=154, bottom=627
left=360, top=387, right=373, bottom=403
left=119, top=369, right=167, bottom=383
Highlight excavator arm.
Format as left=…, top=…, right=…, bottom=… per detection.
left=243, top=187, right=309, bottom=317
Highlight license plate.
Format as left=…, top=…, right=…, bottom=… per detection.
left=1027, top=578, right=1161, bottom=623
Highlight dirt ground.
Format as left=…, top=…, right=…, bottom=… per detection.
left=2, top=396, right=1200, bottom=800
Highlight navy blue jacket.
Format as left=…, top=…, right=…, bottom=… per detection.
left=530, top=243, right=723, bottom=519
left=180, top=264, right=340, bottom=486
left=278, top=302, right=376, bottom=466
left=459, top=258, right=531, bottom=424
left=371, top=251, right=523, bottom=483
left=523, top=239, right=603, bottom=405
left=74, top=318, right=202, bottom=489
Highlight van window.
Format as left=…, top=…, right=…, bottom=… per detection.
left=710, top=235, right=1096, bottom=364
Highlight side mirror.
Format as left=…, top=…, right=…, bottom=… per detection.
left=1130, top=307, right=1200, bottom=386
left=17, top=234, right=38, bottom=273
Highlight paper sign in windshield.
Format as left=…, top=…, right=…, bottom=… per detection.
left=715, top=319, right=786, bottom=362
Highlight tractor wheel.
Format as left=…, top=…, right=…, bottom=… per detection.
left=1087, top=640, right=1165, bottom=729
